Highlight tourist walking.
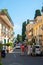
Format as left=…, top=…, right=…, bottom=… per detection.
left=24, top=44, right=28, bottom=55
left=20, top=44, right=25, bottom=55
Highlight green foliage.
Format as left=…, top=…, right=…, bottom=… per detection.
left=27, top=41, right=32, bottom=45
left=6, top=42, right=13, bottom=47
left=17, top=34, right=20, bottom=42
left=41, top=6, right=43, bottom=12
left=0, top=44, right=3, bottom=51
left=34, top=9, right=41, bottom=19
left=0, top=9, right=7, bottom=14
left=27, top=19, right=29, bottom=24
left=32, top=37, right=35, bottom=43
left=27, top=42, right=30, bottom=45
left=0, top=63, right=2, bottom=65
left=0, top=62, right=3, bottom=65
left=22, top=21, right=26, bottom=41
left=16, top=34, right=22, bottom=42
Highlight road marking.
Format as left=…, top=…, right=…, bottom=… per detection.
left=12, top=52, right=21, bottom=53
left=13, top=54, right=16, bottom=58
left=9, top=62, right=23, bottom=65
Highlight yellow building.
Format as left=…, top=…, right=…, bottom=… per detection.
left=26, top=15, right=43, bottom=47
left=26, top=20, right=34, bottom=42
left=0, top=13, right=14, bottom=50
left=33, top=15, right=43, bottom=46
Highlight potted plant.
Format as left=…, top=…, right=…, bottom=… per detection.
left=6, top=42, right=13, bottom=53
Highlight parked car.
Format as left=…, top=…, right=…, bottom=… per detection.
left=34, top=45, right=42, bottom=56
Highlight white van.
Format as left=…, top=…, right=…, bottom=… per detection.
left=34, top=45, right=41, bottom=55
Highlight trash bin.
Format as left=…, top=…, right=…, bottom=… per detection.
left=1, top=50, right=6, bottom=58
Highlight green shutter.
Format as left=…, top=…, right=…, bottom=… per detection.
left=4, top=39, right=6, bottom=44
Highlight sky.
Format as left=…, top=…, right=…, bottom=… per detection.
left=0, top=0, right=43, bottom=37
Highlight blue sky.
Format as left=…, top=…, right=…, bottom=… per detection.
left=0, top=0, right=43, bottom=36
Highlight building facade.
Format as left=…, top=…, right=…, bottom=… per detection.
left=26, top=15, right=43, bottom=46
left=0, top=13, right=14, bottom=50
left=33, top=15, right=43, bottom=46
left=26, top=20, right=34, bottom=42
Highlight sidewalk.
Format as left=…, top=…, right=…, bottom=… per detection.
left=9, top=47, right=15, bottom=53
left=9, top=49, right=13, bottom=53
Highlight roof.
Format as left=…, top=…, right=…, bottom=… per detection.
left=0, top=11, right=14, bottom=26
left=0, top=14, right=14, bottom=28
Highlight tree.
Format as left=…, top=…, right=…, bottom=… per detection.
left=34, top=9, right=41, bottom=19
left=16, top=34, right=22, bottom=42
left=0, top=9, right=8, bottom=14
left=27, top=19, right=29, bottom=24
left=22, top=21, right=26, bottom=41
left=41, top=6, right=43, bottom=13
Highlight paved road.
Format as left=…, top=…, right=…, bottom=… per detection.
left=13, top=48, right=21, bottom=53
left=2, top=48, right=43, bottom=65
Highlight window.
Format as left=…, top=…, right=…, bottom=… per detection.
left=2, top=24, right=6, bottom=34
left=4, top=39, right=6, bottom=43
left=7, top=39, right=9, bottom=42
left=6, top=28, right=8, bottom=34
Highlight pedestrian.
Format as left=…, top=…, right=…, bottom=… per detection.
left=20, top=44, right=25, bottom=55
left=24, top=44, right=28, bottom=55
left=32, top=45, right=35, bottom=56
left=27, top=45, right=31, bottom=55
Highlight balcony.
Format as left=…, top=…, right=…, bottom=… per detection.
left=1, top=29, right=6, bottom=36
left=11, top=32, right=14, bottom=36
